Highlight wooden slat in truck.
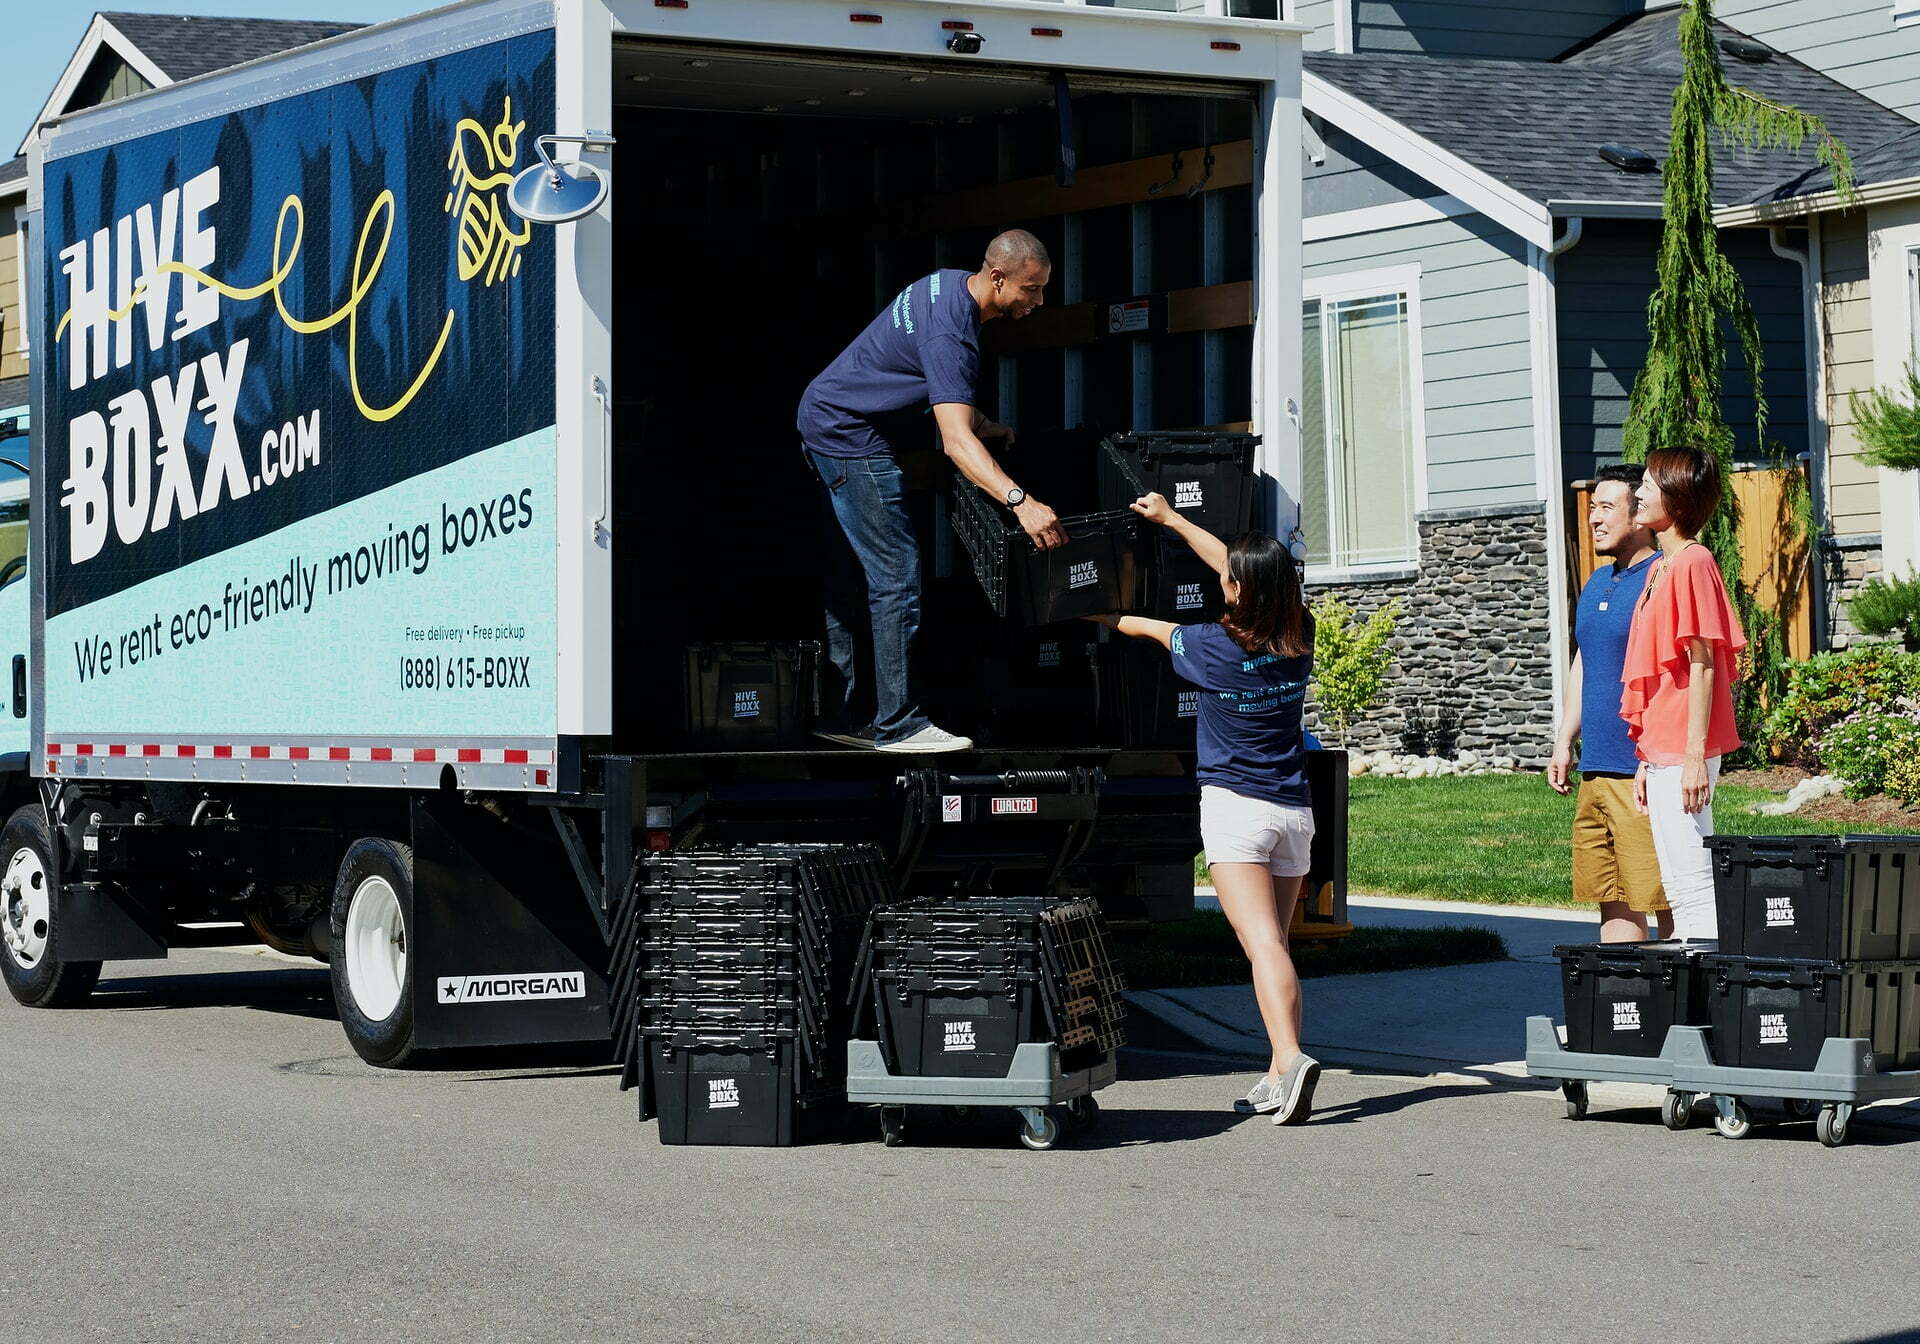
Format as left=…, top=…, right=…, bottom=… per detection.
left=2, top=0, right=1314, bottom=1067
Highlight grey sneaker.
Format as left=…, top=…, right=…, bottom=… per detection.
left=876, top=724, right=973, bottom=753
left=1271, top=1053, right=1322, bottom=1126
left=1234, top=1075, right=1285, bottom=1115
left=813, top=729, right=876, bottom=749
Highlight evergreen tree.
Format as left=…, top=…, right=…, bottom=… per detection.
left=1622, top=0, right=1854, bottom=731
left=1854, top=365, right=1920, bottom=473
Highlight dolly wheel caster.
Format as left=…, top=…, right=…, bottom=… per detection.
left=1660, top=1090, right=1694, bottom=1132
left=1561, top=1080, right=1589, bottom=1121
left=944, top=1106, right=976, bottom=1127
left=1019, top=1110, right=1060, bottom=1152
left=880, top=1106, right=907, bottom=1147
left=1713, top=1099, right=1752, bottom=1140
left=1064, top=1096, right=1099, bottom=1133
left=1817, top=1103, right=1853, bottom=1149
left=1783, top=1097, right=1818, bottom=1122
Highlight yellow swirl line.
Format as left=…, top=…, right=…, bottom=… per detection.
left=52, top=189, right=456, bottom=423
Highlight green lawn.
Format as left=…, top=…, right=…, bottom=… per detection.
left=1341, top=774, right=1920, bottom=907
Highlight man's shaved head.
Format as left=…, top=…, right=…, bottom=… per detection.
left=985, top=229, right=1051, bottom=272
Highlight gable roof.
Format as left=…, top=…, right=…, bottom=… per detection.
left=1305, top=9, right=1914, bottom=235
left=1727, top=122, right=1920, bottom=218
left=96, top=12, right=361, bottom=83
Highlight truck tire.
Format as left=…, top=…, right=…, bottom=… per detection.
left=0, top=804, right=102, bottom=1008
left=329, top=838, right=418, bottom=1067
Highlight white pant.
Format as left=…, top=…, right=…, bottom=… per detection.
left=1643, top=758, right=1722, bottom=943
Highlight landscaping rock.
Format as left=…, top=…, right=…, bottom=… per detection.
left=1753, top=773, right=1849, bottom=817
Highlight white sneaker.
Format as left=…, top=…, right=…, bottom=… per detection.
left=876, top=724, right=973, bottom=753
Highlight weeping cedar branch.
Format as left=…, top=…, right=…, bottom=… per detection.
left=1621, top=0, right=1856, bottom=747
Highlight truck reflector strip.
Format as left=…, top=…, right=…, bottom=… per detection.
left=850, top=12, right=883, bottom=22
left=1211, top=40, right=1242, bottom=51
left=46, top=742, right=554, bottom=766
left=1032, top=27, right=1064, bottom=37
left=942, top=20, right=974, bottom=31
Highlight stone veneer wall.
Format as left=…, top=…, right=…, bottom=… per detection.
left=1821, top=533, right=1882, bottom=650
left=1305, top=501, right=1557, bottom=763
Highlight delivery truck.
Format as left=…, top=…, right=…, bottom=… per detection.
left=2, top=0, right=1317, bottom=1066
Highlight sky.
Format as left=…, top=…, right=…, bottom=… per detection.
left=2, top=1, right=435, bottom=152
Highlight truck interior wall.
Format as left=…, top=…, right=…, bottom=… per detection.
left=606, top=60, right=1258, bottom=751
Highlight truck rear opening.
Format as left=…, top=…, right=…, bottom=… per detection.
left=605, top=42, right=1263, bottom=753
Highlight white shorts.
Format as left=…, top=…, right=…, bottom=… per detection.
left=1200, top=785, right=1316, bottom=877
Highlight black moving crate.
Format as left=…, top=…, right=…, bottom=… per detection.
left=1141, top=533, right=1225, bottom=623
left=1558, top=942, right=1708, bottom=1058
left=1709, top=835, right=1920, bottom=961
left=683, top=641, right=819, bottom=749
left=650, top=1036, right=801, bottom=1147
left=1099, top=431, right=1258, bottom=538
left=1702, top=956, right=1920, bottom=1072
left=978, top=624, right=1100, bottom=747
left=1093, top=637, right=1201, bottom=749
left=952, top=484, right=1139, bottom=625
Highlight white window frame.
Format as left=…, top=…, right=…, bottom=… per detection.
left=1300, top=262, right=1428, bottom=583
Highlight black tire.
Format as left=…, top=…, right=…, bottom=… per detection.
left=1660, top=1090, right=1693, bottom=1132
left=1561, top=1080, right=1589, bottom=1121
left=0, top=804, right=101, bottom=1008
left=328, top=838, right=418, bottom=1067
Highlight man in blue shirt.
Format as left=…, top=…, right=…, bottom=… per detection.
left=797, top=230, right=1065, bottom=753
left=1548, top=463, right=1669, bottom=940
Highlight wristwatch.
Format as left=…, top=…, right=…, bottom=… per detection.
left=1005, top=486, right=1026, bottom=507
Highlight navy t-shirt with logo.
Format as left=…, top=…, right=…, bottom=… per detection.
left=1168, top=622, right=1313, bottom=808
left=797, top=269, right=982, bottom=459
left=1573, top=553, right=1654, bottom=775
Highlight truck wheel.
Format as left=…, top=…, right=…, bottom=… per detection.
left=329, top=839, right=417, bottom=1067
left=0, top=804, right=101, bottom=1008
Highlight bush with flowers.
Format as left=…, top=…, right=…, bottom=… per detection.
left=1764, top=644, right=1920, bottom=768
left=1816, top=711, right=1920, bottom=799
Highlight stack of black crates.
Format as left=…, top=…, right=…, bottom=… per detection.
left=612, top=844, right=886, bottom=1145
left=1555, top=835, right=1920, bottom=1069
left=863, top=896, right=1128, bottom=1080
left=1699, top=835, right=1920, bottom=1072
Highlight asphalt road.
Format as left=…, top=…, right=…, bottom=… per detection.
left=6, top=947, right=1920, bottom=1344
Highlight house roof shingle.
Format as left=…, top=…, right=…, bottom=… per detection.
left=1742, top=123, right=1920, bottom=204
left=98, top=12, right=363, bottom=83
left=1306, top=9, right=1915, bottom=211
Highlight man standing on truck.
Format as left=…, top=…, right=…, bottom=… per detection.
left=798, top=229, right=1064, bottom=753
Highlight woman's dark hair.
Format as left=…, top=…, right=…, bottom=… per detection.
left=1221, top=530, right=1312, bottom=658
left=1642, top=447, right=1722, bottom=538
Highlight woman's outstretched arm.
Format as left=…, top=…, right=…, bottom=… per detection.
left=1085, top=614, right=1179, bottom=649
left=1131, top=492, right=1229, bottom=578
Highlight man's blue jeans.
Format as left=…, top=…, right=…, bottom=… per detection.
left=804, top=447, right=928, bottom=745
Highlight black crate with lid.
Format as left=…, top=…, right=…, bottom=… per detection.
left=1709, top=835, right=1920, bottom=961
left=1556, top=942, right=1709, bottom=1058
left=1098, top=431, right=1259, bottom=539
left=682, top=641, right=819, bottom=749
left=1701, top=956, right=1920, bottom=1072
left=951, top=484, right=1140, bottom=625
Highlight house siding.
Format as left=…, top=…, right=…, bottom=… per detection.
left=1555, top=218, right=1809, bottom=484
left=1717, top=0, right=1920, bottom=121
left=1820, top=211, right=1880, bottom=539
left=1304, top=123, right=1443, bottom=216
left=0, top=211, right=23, bottom=386
left=1352, top=0, right=1627, bottom=61
left=1292, top=0, right=1341, bottom=48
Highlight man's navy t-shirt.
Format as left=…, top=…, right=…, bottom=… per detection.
left=1574, top=552, right=1654, bottom=775
left=1168, top=622, right=1313, bottom=808
left=797, top=269, right=982, bottom=459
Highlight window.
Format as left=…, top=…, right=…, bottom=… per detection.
left=1896, top=0, right=1920, bottom=30
left=0, top=409, right=28, bottom=593
left=1300, top=275, right=1422, bottom=572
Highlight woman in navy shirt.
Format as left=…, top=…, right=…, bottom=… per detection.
left=1090, top=493, right=1320, bottom=1125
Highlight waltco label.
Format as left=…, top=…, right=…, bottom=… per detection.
left=991, top=796, right=1038, bottom=815
left=943, top=1020, right=977, bottom=1052
left=1764, top=896, right=1796, bottom=928
left=436, top=972, right=585, bottom=1005
left=1611, top=1000, right=1642, bottom=1032
left=1759, top=1012, right=1789, bottom=1045
left=707, top=1078, right=741, bottom=1110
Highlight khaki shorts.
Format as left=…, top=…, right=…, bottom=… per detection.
left=1571, top=776, right=1667, bottom=913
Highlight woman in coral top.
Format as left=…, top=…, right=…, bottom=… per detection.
left=1619, top=447, right=1747, bottom=944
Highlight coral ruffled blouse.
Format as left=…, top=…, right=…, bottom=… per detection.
left=1619, top=543, right=1747, bottom=766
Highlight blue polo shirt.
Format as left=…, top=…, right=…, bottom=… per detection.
left=1168, top=622, right=1313, bottom=808
left=1575, top=552, right=1655, bottom=775
left=797, top=269, right=982, bottom=459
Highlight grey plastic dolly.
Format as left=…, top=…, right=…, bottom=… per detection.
left=1524, top=1014, right=1685, bottom=1123
left=1663, top=1025, right=1920, bottom=1148
left=844, top=1040, right=1117, bottom=1151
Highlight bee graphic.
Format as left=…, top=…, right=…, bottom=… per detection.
left=445, top=96, right=532, bottom=286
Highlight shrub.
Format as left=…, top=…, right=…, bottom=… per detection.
left=1848, top=570, right=1920, bottom=652
left=1310, top=596, right=1400, bottom=744
left=1763, top=644, right=1920, bottom=767
left=1816, top=712, right=1920, bottom=799
left=1887, top=754, right=1920, bottom=809
left=1398, top=702, right=1462, bottom=758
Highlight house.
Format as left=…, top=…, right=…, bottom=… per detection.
left=1720, top=125, right=1920, bottom=632
left=1283, top=3, right=1916, bottom=757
